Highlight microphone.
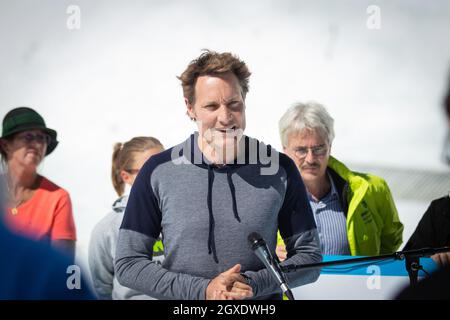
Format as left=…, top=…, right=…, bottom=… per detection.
left=247, top=232, right=294, bottom=300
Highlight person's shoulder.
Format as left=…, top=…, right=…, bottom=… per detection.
left=245, top=135, right=278, bottom=153
left=276, top=149, right=298, bottom=175
left=347, top=169, right=390, bottom=190
left=429, top=194, right=450, bottom=206
left=428, top=194, right=450, bottom=217
left=331, top=163, right=394, bottom=199
left=244, top=135, right=285, bottom=161
left=93, top=209, right=123, bottom=235
left=38, top=176, right=71, bottom=199
left=359, top=173, right=394, bottom=197
left=245, top=135, right=295, bottom=173
left=140, top=143, right=183, bottom=176
left=365, top=173, right=389, bottom=188
left=149, top=146, right=177, bottom=164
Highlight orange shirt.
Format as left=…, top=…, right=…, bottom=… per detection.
left=4, top=176, right=77, bottom=242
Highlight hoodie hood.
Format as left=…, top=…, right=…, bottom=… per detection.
left=112, top=195, right=129, bottom=213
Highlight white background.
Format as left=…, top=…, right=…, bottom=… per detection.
left=1, top=1, right=449, bottom=295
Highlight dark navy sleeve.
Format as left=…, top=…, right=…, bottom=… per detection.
left=120, top=156, right=162, bottom=239
left=115, top=149, right=211, bottom=299
left=278, top=153, right=317, bottom=239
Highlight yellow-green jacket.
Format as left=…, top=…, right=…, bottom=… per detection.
left=278, top=156, right=403, bottom=256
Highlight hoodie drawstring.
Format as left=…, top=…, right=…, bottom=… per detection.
left=227, top=170, right=241, bottom=222
left=207, top=166, right=241, bottom=264
left=207, top=165, right=218, bottom=263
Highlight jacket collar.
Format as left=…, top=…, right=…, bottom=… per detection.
left=327, top=156, right=370, bottom=218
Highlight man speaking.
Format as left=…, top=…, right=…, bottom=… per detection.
left=115, top=50, right=322, bottom=300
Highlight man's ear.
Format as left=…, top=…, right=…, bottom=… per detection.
left=185, top=98, right=196, bottom=120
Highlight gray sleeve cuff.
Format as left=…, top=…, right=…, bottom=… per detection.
left=115, top=229, right=211, bottom=300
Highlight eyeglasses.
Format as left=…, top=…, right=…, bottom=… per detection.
left=16, top=132, right=51, bottom=145
left=293, top=144, right=328, bottom=159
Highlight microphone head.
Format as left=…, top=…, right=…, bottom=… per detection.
left=248, top=232, right=265, bottom=251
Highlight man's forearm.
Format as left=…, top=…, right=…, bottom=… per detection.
left=115, top=229, right=210, bottom=300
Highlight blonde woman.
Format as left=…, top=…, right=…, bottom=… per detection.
left=89, top=137, right=164, bottom=300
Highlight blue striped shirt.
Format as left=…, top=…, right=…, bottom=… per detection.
left=307, top=173, right=350, bottom=255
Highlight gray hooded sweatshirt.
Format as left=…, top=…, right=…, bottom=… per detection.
left=115, top=133, right=322, bottom=300
left=89, top=195, right=163, bottom=300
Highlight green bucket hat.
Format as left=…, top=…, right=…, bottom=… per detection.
left=1, top=107, right=59, bottom=155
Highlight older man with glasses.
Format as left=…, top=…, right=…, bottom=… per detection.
left=276, top=102, right=404, bottom=259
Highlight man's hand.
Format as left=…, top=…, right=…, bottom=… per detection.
left=206, top=264, right=253, bottom=300
left=276, top=244, right=287, bottom=262
left=432, top=253, right=450, bottom=267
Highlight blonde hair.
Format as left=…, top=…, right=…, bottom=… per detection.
left=111, top=136, right=163, bottom=196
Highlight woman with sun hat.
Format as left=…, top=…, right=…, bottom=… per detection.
left=0, top=107, right=76, bottom=261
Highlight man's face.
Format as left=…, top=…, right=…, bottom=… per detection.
left=186, top=72, right=246, bottom=152
left=284, top=128, right=330, bottom=185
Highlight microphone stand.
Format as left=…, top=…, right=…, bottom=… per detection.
left=281, top=247, right=450, bottom=287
